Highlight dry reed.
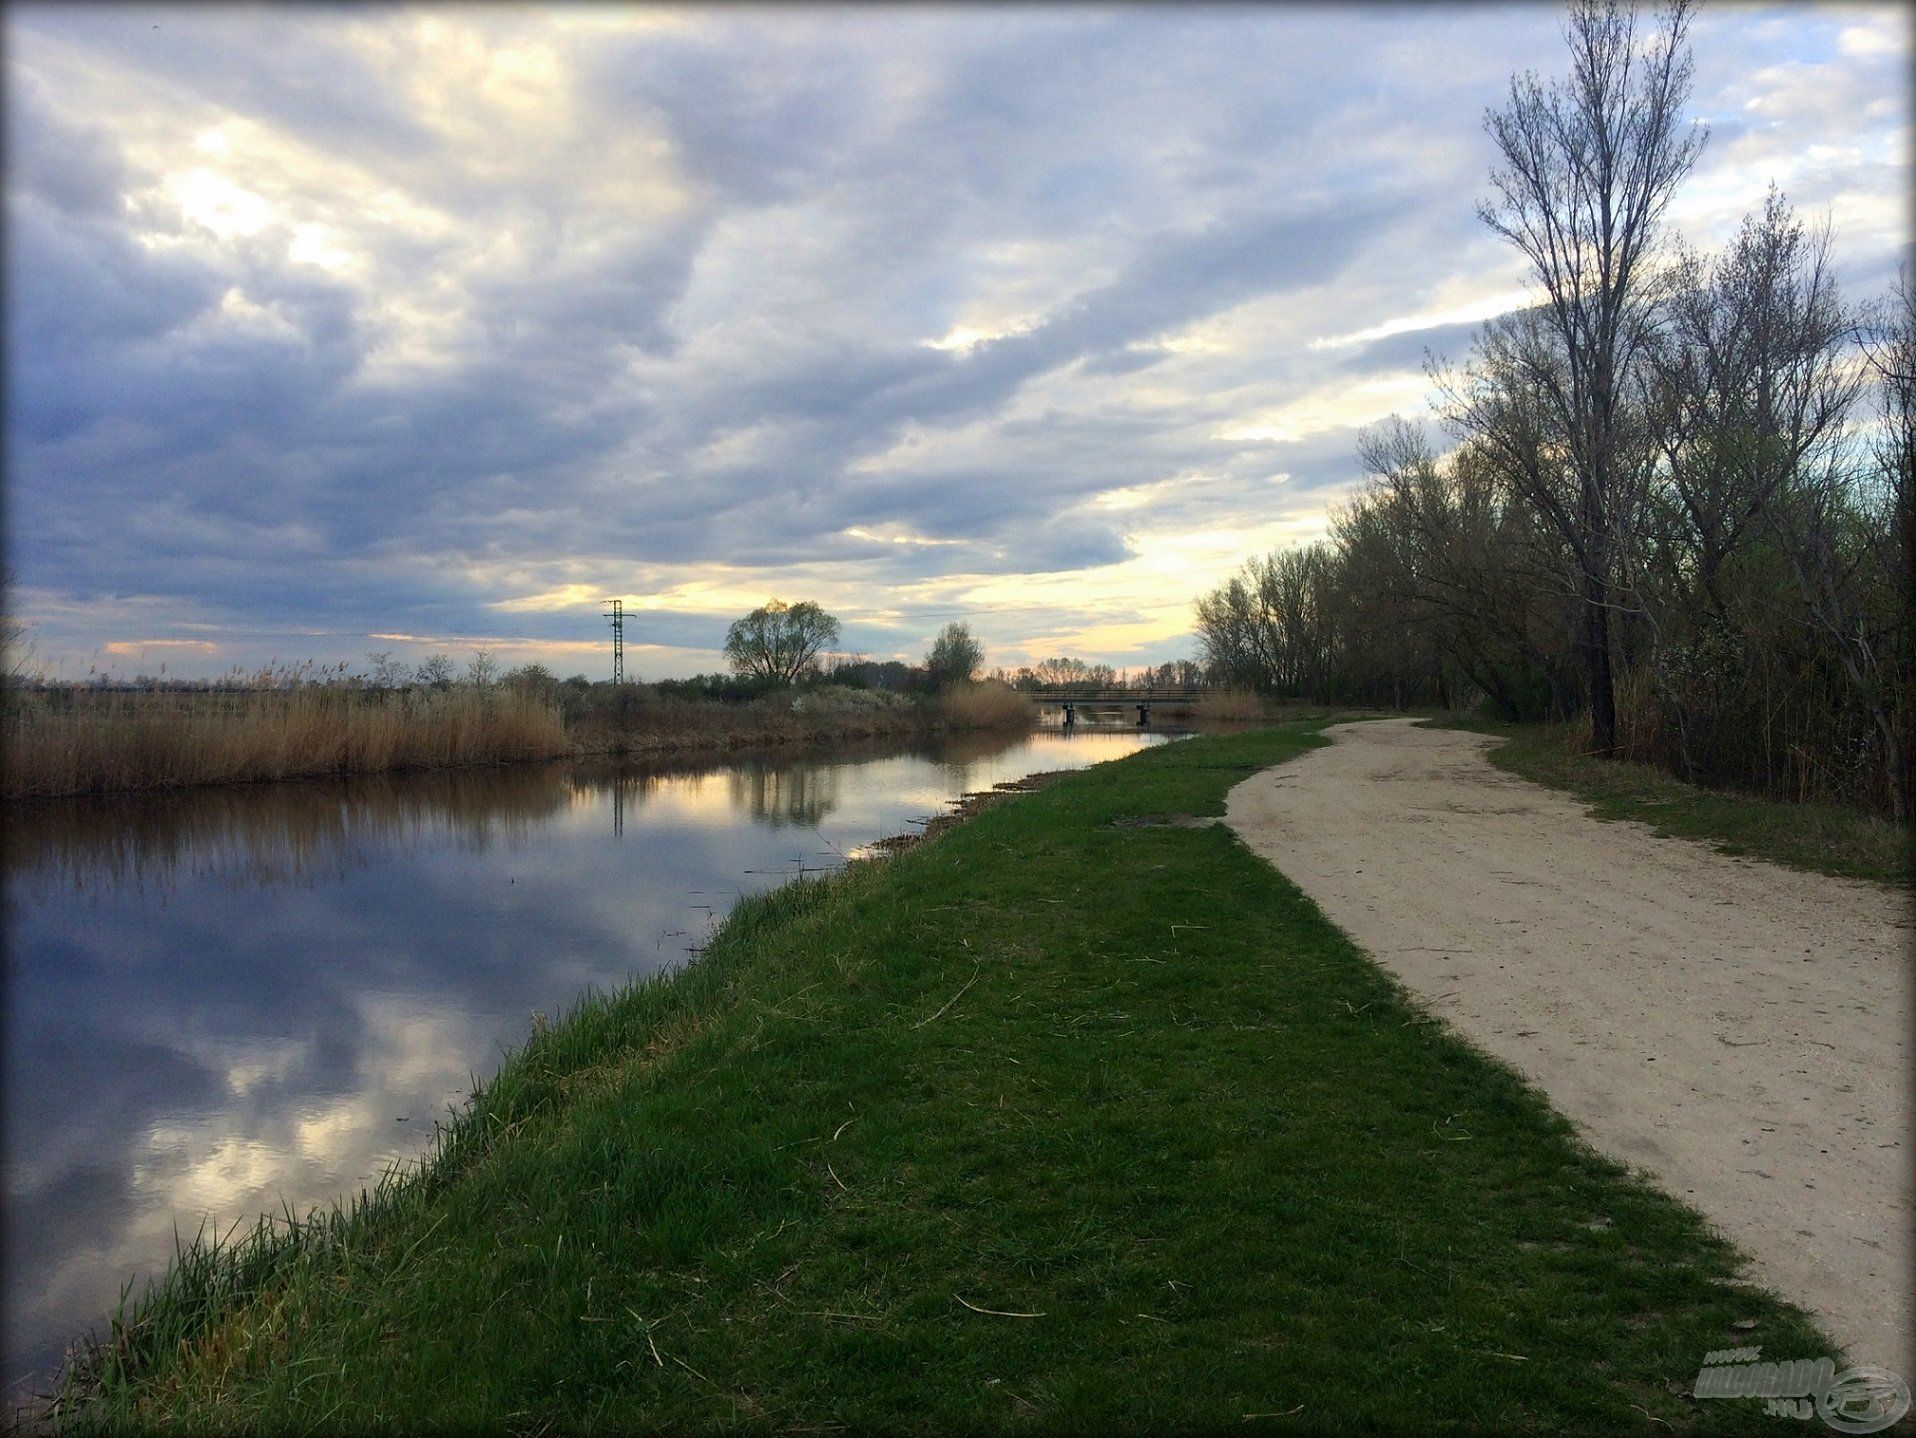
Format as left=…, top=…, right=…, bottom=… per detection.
left=935, top=679, right=1035, bottom=730
left=4, top=688, right=570, bottom=801
left=1193, top=688, right=1266, bottom=723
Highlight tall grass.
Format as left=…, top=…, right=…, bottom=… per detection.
left=934, top=678, right=1032, bottom=729
left=5, top=676, right=1040, bottom=803
left=1192, top=687, right=1265, bottom=722
left=3, top=687, right=570, bottom=801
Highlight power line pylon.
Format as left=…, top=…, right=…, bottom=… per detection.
left=603, top=598, right=625, bottom=685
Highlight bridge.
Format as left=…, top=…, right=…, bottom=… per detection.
left=1031, top=689, right=1201, bottom=726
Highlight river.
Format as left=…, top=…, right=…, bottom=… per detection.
left=1, top=722, right=1178, bottom=1406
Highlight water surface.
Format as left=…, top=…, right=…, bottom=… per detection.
left=3, top=725, right=1174, bottom=1402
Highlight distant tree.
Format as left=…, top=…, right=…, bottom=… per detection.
left=832, top=657, right=918, bottom=692
left=504, top=662, right=559, bottom=701
left=365, top=651, right=409, bottom=690
left=723, top=600, right=840, bottom=684
left=465, top=649, right=500, bottom=688
left=1031, top=657, right=1090, bottom=688
left=924, top=622, right=983, bottom=690
left=415, top=653, right=455, bottom=689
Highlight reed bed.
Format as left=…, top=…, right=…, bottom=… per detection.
left=934, top=678, right=1031, bottom=728
left=568, top=684, right=1033, bottom=758
left=3, top=688, right=571, bottom=801
left=1192, top=687, right=1266, bottom=722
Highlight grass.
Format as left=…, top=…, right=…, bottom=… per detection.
left=56, top=724, right=1829, bottom=1433
left=1430, top=716, right=1911, bottom=888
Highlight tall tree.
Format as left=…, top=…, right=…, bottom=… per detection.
left=1470, top=0, right=1705, bottom=753
left=924, top=622, right=983, bottom=690
left=723, top=600, right=840, bottom=684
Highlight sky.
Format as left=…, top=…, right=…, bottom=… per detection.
left=4, top=3, right=1909, bottom=684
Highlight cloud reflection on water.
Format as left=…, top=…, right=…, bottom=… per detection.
left=2, top=725, right=1172, bottom=1402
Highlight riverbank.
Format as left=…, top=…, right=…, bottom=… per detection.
left=54, top=723, right=1829, bottom=1432
left=2, top=682, right=1034, bottom=802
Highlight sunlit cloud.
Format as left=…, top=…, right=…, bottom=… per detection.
left=5, top=3, right=1906, bottom=680
left=100, top=639, right=222, bottom=658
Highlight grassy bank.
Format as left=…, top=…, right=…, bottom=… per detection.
left=1431, top=716, right=1910, bottom=888
left=3, top=681, right=1033, bottom=802
left=57, top=725, right=1827, bottom=1432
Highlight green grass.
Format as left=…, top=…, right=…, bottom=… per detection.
left=61, top=724, right=1830, bottom=1433
left=1429, top=716, right=1910, bottom=888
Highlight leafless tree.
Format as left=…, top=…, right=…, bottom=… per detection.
left=1632, top=190, right=1861, bottom=778
left=1646, top=189, right=1857, bottom=616
left=466, top=649, right=500, bottom=688
left=1758, top=270, right=1911, bottom=817
left=1468, top=0, right=1706, bottom=753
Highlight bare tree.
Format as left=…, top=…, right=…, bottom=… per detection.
left=466, top=649, right=500, bottom=688
left=1646, top=189, right=1857, bottom=617
left=1635, top=190, right=1861, bottom=779
left=1760, top=270, right=1912, bottom=818
left=1341, top=421, right=1573, bottom=718
left=365, top=651, right=409, bottom=690
left=1469, top=0, right=1706, bottom=753
left=415, top=653, right=456, bottom=690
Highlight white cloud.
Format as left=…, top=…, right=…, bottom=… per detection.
left=5, top=3, right=1908, bottom=678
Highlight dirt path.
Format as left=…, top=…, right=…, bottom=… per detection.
left=1226, top=718, right=1912, bottom=1377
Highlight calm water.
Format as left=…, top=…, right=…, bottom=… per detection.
left=2, top=724, right=1176, bottom=1403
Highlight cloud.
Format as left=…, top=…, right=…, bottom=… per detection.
left=4, top=5, right=1907, bottom=678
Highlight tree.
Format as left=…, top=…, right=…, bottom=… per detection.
left=465, top=649, right=500, bottom=688
left=1466, top=0, right=1706, bottom=753
left=1758, top=267, right=1911, bottom=819
left=1027, top=657, right=1091, bottom=689
left=924, top=622, right=983, bottom=690
left=504, top=661, right=559, bottom=698
left=365, top=651, right=409, bottom=690
left=723, top=600, right=840, bottom=684
left=1636, top=190, right=1861, bottom=779
left=415, top=653, right=455, bottom=689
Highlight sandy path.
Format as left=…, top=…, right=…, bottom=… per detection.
left=1226, top=718, right=1912, bottom=1376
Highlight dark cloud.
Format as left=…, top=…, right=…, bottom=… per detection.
left=3, top=6, right=1905, bottom=676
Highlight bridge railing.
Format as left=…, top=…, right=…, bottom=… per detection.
left=1028, top=688, right=1204, bottom=703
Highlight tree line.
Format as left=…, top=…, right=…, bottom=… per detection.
left=1196, top=0, right=1910, bottom=818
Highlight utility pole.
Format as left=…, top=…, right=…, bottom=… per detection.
left=602, top=598, right=625, bottom=685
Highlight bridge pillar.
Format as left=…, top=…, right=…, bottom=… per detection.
left=1137, top=703, right=1149, bottom=726
left=1062, top=701, right=1075, bottom=727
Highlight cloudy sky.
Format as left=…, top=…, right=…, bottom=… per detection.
left=5, top=3, right=1908, bottom=683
